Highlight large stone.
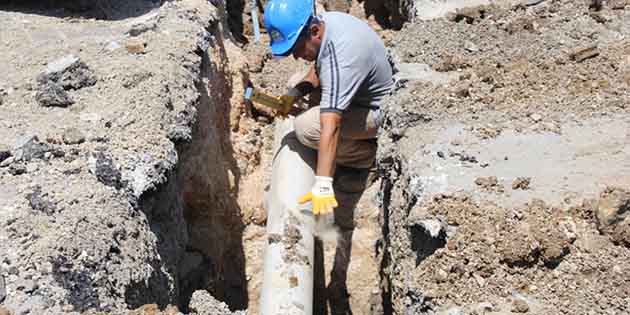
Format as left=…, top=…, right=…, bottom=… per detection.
left=12, top=136, right=53, bottom=161
left=37, top=55, right=97, bottom=90
left=409, top=219, right=447, bottom=266
left=35, top=82, right=73, bottom=107
left=597, top=187, right=630, bottom=229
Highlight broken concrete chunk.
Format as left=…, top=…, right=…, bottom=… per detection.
left=41, top=55, right=79, bottom=77
left=12, top=136, right=52, bottom=161
left=62, top=128, right=86, bottom=145
left=88, top=152, right=122, bottom=188
left=570, top=45, right=599, bottom=63
left=37, top=55, right=97, bottom=90
left=13, top=135, right=63, bottom=161
left=35, top=82, right=73, bottom=107
left=188, top=290, right=233, bottom=315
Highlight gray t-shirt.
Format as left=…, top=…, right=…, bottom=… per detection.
left=316, top=12, right=393, bottom=113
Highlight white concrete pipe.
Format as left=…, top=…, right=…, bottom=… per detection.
left=260, top=118, right=317, bottom=315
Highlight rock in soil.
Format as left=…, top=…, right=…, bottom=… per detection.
left=25, top=185, right=57, bottom=214
left=35, top=81, right=73, bottom=107
left=569, top=45, right=600, bottom=63
left=475, top=176, right=504, bottom=193
left=16, top=279, right=38, bottom=294
left=512, top=298, right=530, bottom=313
left=512, top=177, right=531, bottom=190
left=37, top=55, right=97, bottom=90
left=0, top=273, right=6, bottom=302
left=88, top=152, right=122, bottom=188
left=8, top=164, right=26, bottom=176
left=126, top=39, right=148, bottom=54
left=62, top=128, right=86, bottom=145
left=188, top=290, right=233, bottom=315
left=0, top=144, right=10, bottom=163
left=597, top=187, right=630, bottom=228
left=12, top=136, right=57, bottom=161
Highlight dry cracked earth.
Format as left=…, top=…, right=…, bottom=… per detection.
left=1, top=0, right=629, bottom=315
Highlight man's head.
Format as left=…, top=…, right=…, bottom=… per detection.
left=290, top=17, right=324, bottom=61
left=264, top=0, right=323, bottom=61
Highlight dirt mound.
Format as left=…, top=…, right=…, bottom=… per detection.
left=377, top=0, right=630, bottom=314
left=0, top=0, right=251, bottom=313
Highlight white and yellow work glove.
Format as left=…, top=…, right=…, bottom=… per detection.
left=298, top=176, right=338, bottom=216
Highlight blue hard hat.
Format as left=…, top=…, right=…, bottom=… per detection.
left=264, top=0, right=314, bottom=56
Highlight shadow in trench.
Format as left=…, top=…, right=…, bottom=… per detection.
left=0, top=0, right=162, bottom=20
left=361, top=0, right=406, bottom=30
left=175, top=33, right=249, bottom=311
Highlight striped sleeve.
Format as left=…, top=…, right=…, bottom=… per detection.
left=317, top=41, right=368, bottom=113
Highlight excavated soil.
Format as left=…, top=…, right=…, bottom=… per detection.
left=378, top=0, right=630, bottom=314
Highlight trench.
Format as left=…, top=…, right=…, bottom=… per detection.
left=86, top=1, right=418, bottom=314
left=145, top=1, right=410, bottom=312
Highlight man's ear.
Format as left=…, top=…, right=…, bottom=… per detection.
left=311, top=23, right=322, bottom=40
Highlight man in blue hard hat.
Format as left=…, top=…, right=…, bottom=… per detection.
left=264, top=0, right=393, bottom=311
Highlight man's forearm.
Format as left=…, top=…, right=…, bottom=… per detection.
left=317, top=113, right=341, bottom=177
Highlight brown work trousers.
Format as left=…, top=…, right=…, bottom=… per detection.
left=293, top=105, right=379, bottom=170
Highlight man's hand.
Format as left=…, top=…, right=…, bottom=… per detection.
left=298, top=176, right=338, bottom=215
left=275, top=94, right=297, bottom=117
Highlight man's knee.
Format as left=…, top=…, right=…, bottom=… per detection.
left=293, top=108, right=320, bottom=150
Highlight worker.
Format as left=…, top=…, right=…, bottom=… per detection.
left=264, top=0, right=393, bottom=312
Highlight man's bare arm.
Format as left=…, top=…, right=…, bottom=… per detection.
left=317, top=112, right=342, bottom=177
